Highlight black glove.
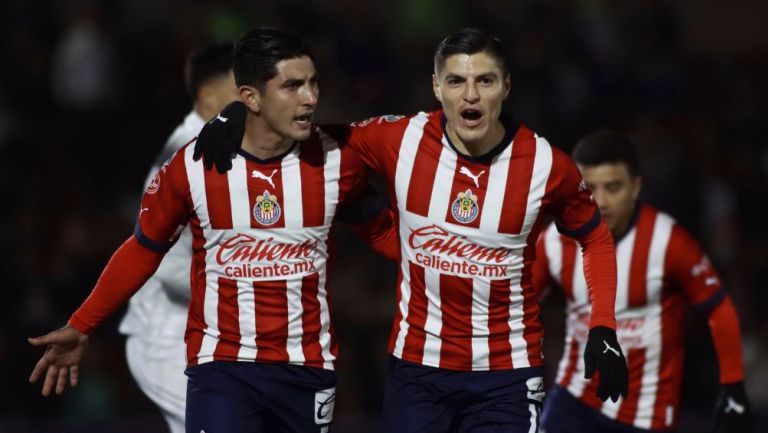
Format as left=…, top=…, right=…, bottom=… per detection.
left=583, top=326, right=628, bottom=402
left=713, top=382, right=754, bottom=433
left=192, top=101, right=247, bottom=173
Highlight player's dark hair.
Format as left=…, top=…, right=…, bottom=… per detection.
left=233, top=28, right=315, bottom=89
left=434, top=27, right=507, bottom=75
left=572, top=130, right=640, bottom=177
left=184, top=42, right=234, bottom=100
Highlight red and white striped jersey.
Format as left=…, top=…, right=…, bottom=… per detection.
left=347, top=111, right=601, bottom=371
left=535, top=204, right=724, bottom=430
left=136, top=126, right=367, bottom=370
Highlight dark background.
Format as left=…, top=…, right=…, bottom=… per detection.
left=2, top=0, right=767, bottom=432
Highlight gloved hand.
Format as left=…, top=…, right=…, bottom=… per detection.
left=192, top=101, right=247, bottom=173
left=713, top=382, right=754, bottom=433
left=583, top=326, right=628, bottom=402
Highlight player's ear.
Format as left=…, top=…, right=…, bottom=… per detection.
left=239, top=85, right=260, bottom=113
left=632, top=176, right=642, bottom=200
left=432, top=74, right=442, bottom=102
left=503, top=73, right=511, bottom=99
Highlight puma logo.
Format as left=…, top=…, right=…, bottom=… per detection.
left=252, top=169, right=278, bottom=188
left=215, top=114, right=228, bottom=123
left=602, top=341, right=620, bottom=357
left=725, top=396, right=745, bottom=414
left=459, top=166, right=485, bottom=188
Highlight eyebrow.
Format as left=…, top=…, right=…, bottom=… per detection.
left=281, top=74, right=318, bottom=87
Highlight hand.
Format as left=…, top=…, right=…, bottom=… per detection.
left=192, top=100, right=247, bottom=173
left=713, top=382, right=754, bottom=433
left=28, top=325, right=89, bottom=396
left=583, top=326, right=628, bottom=402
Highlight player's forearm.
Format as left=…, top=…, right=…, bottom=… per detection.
left=69, top=235, right=164, bottom=334
left=350, top=209, right=399, bottom=261
left=577, top=221, right=617, bottom=329
left=707, top=295, right=745, bottom=384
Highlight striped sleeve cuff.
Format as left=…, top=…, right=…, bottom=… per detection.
left=558, top=209, right=602, bottom=239
left=134, top=222, right=174, bottom=254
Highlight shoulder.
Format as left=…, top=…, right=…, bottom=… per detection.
left=350, top=111, right=435, bottom=133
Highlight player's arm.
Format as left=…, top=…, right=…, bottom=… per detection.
left=532, top=231, right=554, bottom=302
left=667, top=225, right=752, bottom=432
left=546, top=146, right=626, bottom=402
left=337, top=183, right=399, bottom=261
left=28, top=150, right=190, bottom=396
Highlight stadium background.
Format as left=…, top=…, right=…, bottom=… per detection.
left=2, top=0, right=767, bottom=431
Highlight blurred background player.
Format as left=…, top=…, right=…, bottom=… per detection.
left=28, top=28, right=396, bottom=433
left=534, top=131, right=753, bottom=433
left=196, top=27, right=629, bottom=433
left=117, top=41, right=235, bottom=433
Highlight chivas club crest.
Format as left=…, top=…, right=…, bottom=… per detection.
left=253, top=190, right=281, bottom=226
left=451, top=189, right=479, bottom=223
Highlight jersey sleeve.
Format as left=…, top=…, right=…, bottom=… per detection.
left=134, top=147, right=191, bottom=253
left=545, top=147, right=601, bottom=238
left=345, top=114, right=410, bottom=175
left=664, top=224, right=723, bottom=308
left=665, top=224, right=744, bottom=383
left=532, top=232, right=554, bottom=301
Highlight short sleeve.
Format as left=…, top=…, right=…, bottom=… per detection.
left=135, top=147, right=191, bottom=253
left=665, top=224, right=724, bottom=309
left=346, top=114, right=412, bottom=175
left=545, top=147, right=601, bottom=238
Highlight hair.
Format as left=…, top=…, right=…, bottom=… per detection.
left=184, top=42, right=234, bottom=100
left=572, top=130, right=640, bottom=177
left=233, top=28, right=315, bottom=89
left=434, top=27, right=507, bottom=75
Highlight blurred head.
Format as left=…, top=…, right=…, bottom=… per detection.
left=184, top=42, right=237, bottom=119
left=572, top=130, right=642, bottom=237
left=433, top=28, right=510, bottom=151
left=234, top=28, right=318, bottom=142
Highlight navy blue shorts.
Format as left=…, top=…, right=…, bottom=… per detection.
left=185, top=361, right=337, bottom=433
left=383, top=357, right=544, bottom=433
left=541, top=385, right=660, bottom=433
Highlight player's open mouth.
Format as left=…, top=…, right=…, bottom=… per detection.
left=460, top=109, right=483, bottom=127
left=294, top=113, right=313, bottom=128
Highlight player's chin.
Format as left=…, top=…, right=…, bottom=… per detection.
left=456, top=126, right=487, bottom=144
left=290, top=128, right=313, bottom=142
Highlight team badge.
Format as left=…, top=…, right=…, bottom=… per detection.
left=146, top=172, right=160, bottom=194
left=253, top=190, right=281, bottom=226
left=451, top=189, right=480, bottom=223
left=380, top=114, right=405, bottom=123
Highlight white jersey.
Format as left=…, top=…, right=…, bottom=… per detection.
left=119, top=110, right=205, bottom=339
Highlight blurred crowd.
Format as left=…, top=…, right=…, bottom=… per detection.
left=2, top=0, right=766, bottom=432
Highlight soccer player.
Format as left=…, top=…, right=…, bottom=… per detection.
left=118, top=42, right=236, bottom=433
left=195, top=27, right=628, bottom=433
left=28, top=28, right=397, bottom=433
left=533, top=131, right=753, bottom=433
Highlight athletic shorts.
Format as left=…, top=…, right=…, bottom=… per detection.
left=185, top=361, right=337, bottom=433
left=383, top=356, right=544, bottom=433
left=541, top=385, right=661, bottom=433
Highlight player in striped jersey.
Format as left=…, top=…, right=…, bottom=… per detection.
left=117, top=41, right=236, bottom=433
left=195, top=28, right=629, bottom=433
left=534, top=131, right=753, bottom=433
left=28, top=28, right=397, bottom=433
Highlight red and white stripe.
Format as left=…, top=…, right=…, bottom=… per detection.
left=544, top=206, right=681, bottom=429
left=389, top=112, right=553, bottom=371
left=181, top=131, right=347, bottom=370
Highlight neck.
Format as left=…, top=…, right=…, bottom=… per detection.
left=241, top=113, right=295, bottom=160
left=447, top=120, right=505, bottom=157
